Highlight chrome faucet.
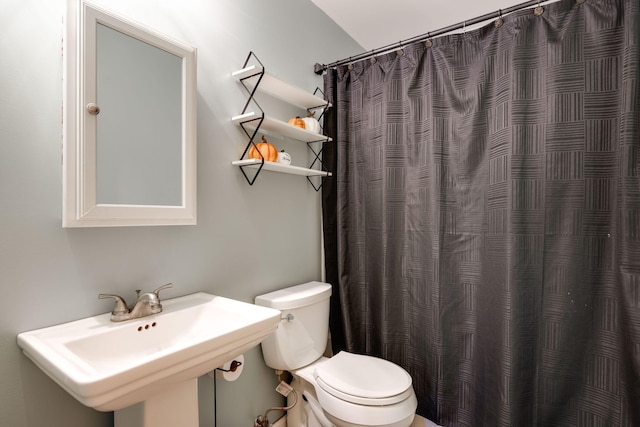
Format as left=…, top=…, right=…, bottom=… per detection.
left=99, top=283, right=173, bottom=322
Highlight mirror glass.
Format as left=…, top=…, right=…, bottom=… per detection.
left=63, top=1, right=197, bottom=227
left=96, top=23, right=182, bottom=206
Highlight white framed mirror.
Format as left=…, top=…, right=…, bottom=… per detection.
left=63, top=0, right=197, bottom=227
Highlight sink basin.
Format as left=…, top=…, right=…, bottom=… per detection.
left=17, top=292, right=281, bottom=412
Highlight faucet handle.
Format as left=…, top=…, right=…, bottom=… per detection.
left=153, top=283, right=173, bottom=299
left=98, top=294, right=129, bottom=315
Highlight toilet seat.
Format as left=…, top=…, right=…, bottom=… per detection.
left=314, top=351, right=413, bottom=405
left=316, top=376, right=415, bottom=406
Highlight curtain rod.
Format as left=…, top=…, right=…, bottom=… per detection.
left=314, top=0, right=555, bottom=74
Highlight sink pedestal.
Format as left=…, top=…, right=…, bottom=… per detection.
left=114, top=378, right=198, bottom=427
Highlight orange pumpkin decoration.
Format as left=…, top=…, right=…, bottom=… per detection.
left=249, top=136, right=278, bottom=162
left=288, top=116, right=306, bottom=129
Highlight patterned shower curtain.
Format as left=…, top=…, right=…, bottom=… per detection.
left=321, top=0, right=640, bottom=425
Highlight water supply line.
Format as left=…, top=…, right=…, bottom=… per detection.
left=254, top=371, right=298, bottom=427
left=254, top=389, right=298, bottom=427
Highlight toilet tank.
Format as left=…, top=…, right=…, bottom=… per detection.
left=255, top=281, right=332, bottom=371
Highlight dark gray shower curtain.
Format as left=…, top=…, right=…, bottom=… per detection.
left=321, top=0, right=640, bottom=425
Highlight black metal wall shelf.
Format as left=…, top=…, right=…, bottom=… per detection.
left=232, top=52, right=332, bottom=190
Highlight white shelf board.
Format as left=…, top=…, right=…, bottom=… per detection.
left=231, top=159, right=332, bottom=177
left=232, top=65, right=331, bottom=110
left=232, top=111, right=332, bottom=143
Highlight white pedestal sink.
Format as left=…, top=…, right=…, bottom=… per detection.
left=17, top=292, right=282, bottom=427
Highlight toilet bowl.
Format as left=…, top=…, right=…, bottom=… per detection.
left=255, top=282, right=417, bottom=427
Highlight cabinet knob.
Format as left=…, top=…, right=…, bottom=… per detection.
left=86, top=103, right=101, bottom=115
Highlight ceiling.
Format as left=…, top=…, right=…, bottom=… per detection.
left=310, top=0, right=535, bottom=51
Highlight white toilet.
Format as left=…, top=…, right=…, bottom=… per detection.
left=255, top=281, right=417, bottom=427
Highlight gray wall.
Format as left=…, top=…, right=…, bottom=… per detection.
left=0, top=1, right=362, bottom=426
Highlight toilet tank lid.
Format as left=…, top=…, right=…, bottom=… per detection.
left=255, top=281, right=332, bottom=310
